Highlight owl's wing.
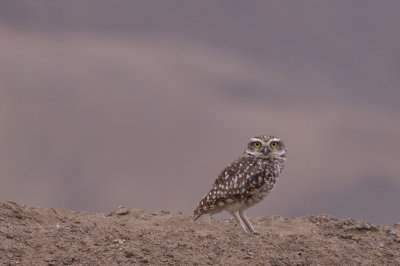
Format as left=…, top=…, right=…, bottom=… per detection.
left=213, top=163, right=269, bottom=200
left=193, top=163, right=268, bottom=220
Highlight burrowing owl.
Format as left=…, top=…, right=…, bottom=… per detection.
left=193, top=135, right=286, bottom=234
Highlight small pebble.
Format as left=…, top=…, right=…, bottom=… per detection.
left=115, top=207, right=130, bottom=215
left=124, top=251, right=134, bottom=258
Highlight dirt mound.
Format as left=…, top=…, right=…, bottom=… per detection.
left=0, top=201, right=399, bottom=265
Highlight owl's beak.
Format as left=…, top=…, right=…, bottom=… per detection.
left=262, top=147, right=269, bottom=155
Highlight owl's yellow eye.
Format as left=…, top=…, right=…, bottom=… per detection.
left=270, top=141, right=278, bottom=148
left=253, top=142, right=262, bottom=148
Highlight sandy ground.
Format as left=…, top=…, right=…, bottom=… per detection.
left=0, top=201, right=399, bottom=265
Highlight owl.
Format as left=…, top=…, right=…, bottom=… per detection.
left=193, top=135, right=286, bottom=234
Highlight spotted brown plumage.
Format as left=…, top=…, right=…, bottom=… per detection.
left=193, top=135, right=286, bottom=234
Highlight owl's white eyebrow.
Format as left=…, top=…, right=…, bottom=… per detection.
left=269, top=138, right=280, bottom=142
left=250, top=138, right=263, bottom=143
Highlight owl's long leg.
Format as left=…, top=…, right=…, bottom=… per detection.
left=232, top=211, right=250, bottom=234
left=239, top=210, right=257, bottom=234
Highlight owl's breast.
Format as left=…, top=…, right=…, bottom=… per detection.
left=242, top=170, right=278, bottom=207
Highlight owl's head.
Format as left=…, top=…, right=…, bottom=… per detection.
left=245, top=135, right=286, bottom=159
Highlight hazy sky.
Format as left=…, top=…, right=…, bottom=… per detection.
left=0, top=1, right=399, bottom=225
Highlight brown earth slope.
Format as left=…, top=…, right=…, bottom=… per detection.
left=0, top=201, right=399, bottom=265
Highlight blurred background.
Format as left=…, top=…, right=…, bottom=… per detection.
left=0, top=1, right=399, bottom=225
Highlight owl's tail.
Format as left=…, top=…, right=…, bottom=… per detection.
left=192, top=207, right=203, bottom=222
